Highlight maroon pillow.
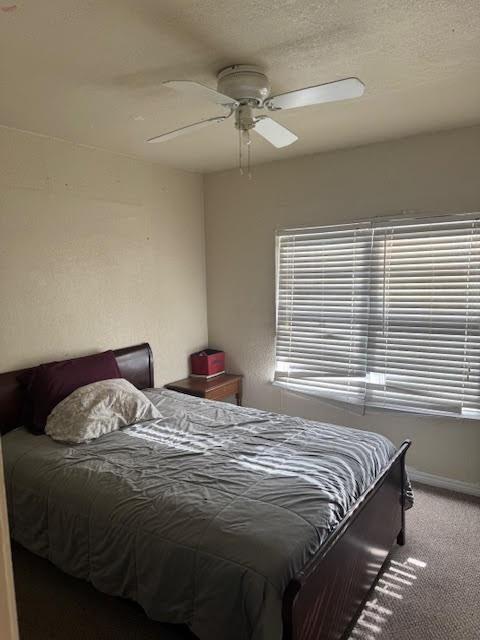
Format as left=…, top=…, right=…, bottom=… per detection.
left=18, top=350, right=121, bottom=434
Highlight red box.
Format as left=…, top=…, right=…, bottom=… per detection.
left=190, top=349, right=225, bottom=377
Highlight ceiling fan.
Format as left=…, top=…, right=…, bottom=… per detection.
left=147, top=65, right=365, bottom=175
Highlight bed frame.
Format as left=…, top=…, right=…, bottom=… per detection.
left=0, top=342, right=411, bottom=640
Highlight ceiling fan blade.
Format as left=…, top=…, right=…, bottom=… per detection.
left=163, top=80, right=239, bottom=109
left=254, top=117, right=298, bottom=148
left=265, top=77, right=365, bottom=111
left=146, top=116, right=228, bottom=143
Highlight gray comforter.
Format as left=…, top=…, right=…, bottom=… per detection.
left=3, top=389, right=412, bottom=640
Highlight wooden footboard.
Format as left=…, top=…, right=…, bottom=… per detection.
left=282, top=440, right=411, bottom=640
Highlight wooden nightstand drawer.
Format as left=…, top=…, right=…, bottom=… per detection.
left=165, top=374, right=243, bottom=405
left=206, top=381, right=239, bottom=401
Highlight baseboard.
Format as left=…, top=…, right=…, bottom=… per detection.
left=407, top=467, right=480, bottom=498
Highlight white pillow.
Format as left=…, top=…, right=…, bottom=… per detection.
left=45, top=378, right=161, bottom=444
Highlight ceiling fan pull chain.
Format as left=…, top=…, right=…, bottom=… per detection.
left=239, top=126, right=244, bottom=175
left=237, top=128, right=252, bottom=178
left=247, top=129, right=252, bottom=179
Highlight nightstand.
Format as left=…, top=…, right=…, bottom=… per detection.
left=165, top=374, right=243, bottom=405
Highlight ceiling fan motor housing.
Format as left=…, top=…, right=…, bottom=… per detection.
left=217, top=65, right=271, bottom=106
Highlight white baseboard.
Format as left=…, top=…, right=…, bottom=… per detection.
left=407, top=467, right=480, bottom=498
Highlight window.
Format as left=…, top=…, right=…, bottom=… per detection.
left=274, top=213, right=480, bottom=418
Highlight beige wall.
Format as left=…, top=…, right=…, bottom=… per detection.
left=204, top=125, right=480, bottom=487
left=1, top=123, right=479, bottom=486
left=0, top=126, right=207, bottom=382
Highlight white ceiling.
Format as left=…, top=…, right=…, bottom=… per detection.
left=1, top=0, right=479, bottom=173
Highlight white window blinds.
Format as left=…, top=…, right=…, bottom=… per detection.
left=274, top=213, right=480, bottom=418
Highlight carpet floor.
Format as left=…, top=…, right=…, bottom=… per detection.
left=11, top=483, right=480, bottom=640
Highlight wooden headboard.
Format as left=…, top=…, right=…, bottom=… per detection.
left=0, top=343, right=154, bottom=436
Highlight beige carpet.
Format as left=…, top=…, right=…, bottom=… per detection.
left=11, top=484, right=480, bottom=640
left=349, top=484, right=480, bottom=640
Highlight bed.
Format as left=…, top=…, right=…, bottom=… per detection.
left=0, top=343, right=412, bottom=640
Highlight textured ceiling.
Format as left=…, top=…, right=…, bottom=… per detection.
left=1, top=0, right=479, bottom=173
